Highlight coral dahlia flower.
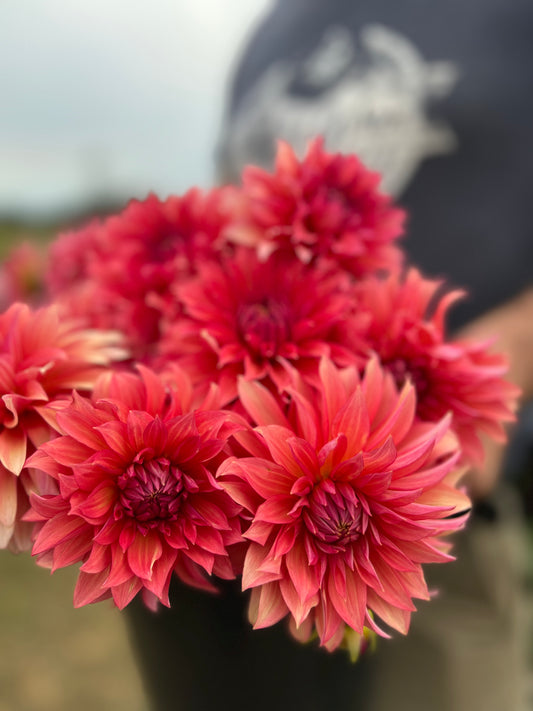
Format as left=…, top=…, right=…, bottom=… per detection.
left=0, top=302, right=123, bottom=551
left=218, top=358, right=469, bottom=651
left=26, top=366, right=244, bottom=610
left=354, top=269, right=520, bottom=463
left=160, top=248, right=360, bottom=404
left=231, top=137, right=405, bottom=277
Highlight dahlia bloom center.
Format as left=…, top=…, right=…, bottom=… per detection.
left=304, top=485, right=363, bottom=551
left=117, top=456, right=184, bottom=526
left=386, top=356, right=429, bottom=396
left=237, top=299, right=291, bottom=359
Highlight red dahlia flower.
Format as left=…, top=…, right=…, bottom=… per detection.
left=354, top=269, right=520, bottom=463
left=47, top=188, right=240, bottom=360
left=218, top=358, right=469, bottom=651
left=26, top=366, right=244, bottom=610
left=0, top=302, right=124, bottom=551
left=160, top=248, right=361, bottom=404
left=230, top=137, right=405, bottom=277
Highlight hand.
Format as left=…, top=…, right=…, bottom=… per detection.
left=455, top=288, right=533, bottom=499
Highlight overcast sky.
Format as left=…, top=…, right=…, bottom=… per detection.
left=0, top=0, right=271, bottom=218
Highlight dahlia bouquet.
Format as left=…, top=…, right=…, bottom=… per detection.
left=0, top=139, right=518, bottom=661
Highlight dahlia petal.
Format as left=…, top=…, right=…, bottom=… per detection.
left=279, top=576, right=318, bottom=628
left=367, top=382, right=416, bottom=448
left=353, top=546, right=382, bottom=590
left=111, top=577, right=144, bottom=609
left=136, top=364, right=167, bottom=414
left=243, top=518, right=273, bottom=546
left=105, top=545, right=134, bottom=587
left=287, top=437, right=320, bottom=479
left=116, top=521, right=136, bottom=550
left=285, top=540, right=320, bottom=603
left=370, top=558, right=418, bottom=610
left=318, top=357, right=347, bottom=435
left=127, top=531, right=163, bottom=580
left=189, top=498, right=231, bottom=530
left=275, top=139, right=299, bottom=175
left=242, top=543, right=283, bottom=590
left=144, top=549, right=176, bottom=604
left=391, top=443, right=442, bottom=484
left=0, top=427, right=27, bottom=476
left=327, top=565, right=367, bottom=634
left=80, top=542, right=110, bottom=574
left=212, top=554, right=237, bottom=580
left=367, top=505, right=430, bottom=541
left=96, top=421, right=131, bottom=458
left=363, top=610, right=392, bottom=639
left=51, top=529, right=94, bottom=571
left=194, top=409, right=237, bottom=440
left=126, top=410, right=156, bottom=452
left=217, top=476, right=260, bottom=513
left=285, top=389, right=320, bottom=446
left=35, top=435, right=93, bottom=467
left=73, top=482, right=116, bottom=523
left=25, top=418, right=53, bottom=449
left=367, top=589, right=411, bottom=635
left=256, top=425, right=304, bottom=477
left=288, top=613, right=314, bottom=644
left=165, top=416, right=200, bottom=458
left=221, top=456, right=294, bottom=500
left=238, top=378, right=290, bottom=427
left=184, top=546, right=215, bottom=575
left=362, top=436, right=397, bottom=473
left=143, top=416, right=169, bottom=454
left=0, top=467, right=17, bottom=531
left=250, top=581, right=289, bottom=629
left=33, top=514, right=89, bottom=556
left=334, top=387, right=370, bottom=455
left=399, top=538, right=455, bottom=564
left=26, top=493, right=67, bottom=521
left=416, top=484, right=471, bottom=514
left=232, top=428, right=270, bottom=458
left=255, top=496, right=297, bottom=524
left=373, top=538, right=419, bottom=573
left=56, top=394, right=110, bottom=449
left=315, top=593, right=344, bottom=645
left=194, top=526, right=227, bottom=555
left=141, top=589, right=161, bottom=612
left=73, top=569, right=110, bottom=607
left=174, top=554, right=217, bottom=593
left=194, top=438, right=227, bottom=463
left=269, top=525, right=298, bottom=559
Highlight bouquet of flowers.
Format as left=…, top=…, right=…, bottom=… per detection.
left=0, top=139, right=518, bottom=661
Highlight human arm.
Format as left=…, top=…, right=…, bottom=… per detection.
left=458, top=288, right=533, bottom=498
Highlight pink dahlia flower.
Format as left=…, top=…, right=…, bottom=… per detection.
left=0, top=302, right=124, bottom=551
left=26, top=366, right=244, bottom=610
left=354, top=269, right=520, bottom=463
left=47, top=188, right=240, bottom=360
left=160, top=248, right=361, bottom=404
left=230, top=137, right=405, bottom=277
left=218, top=358, right=469, bottom=651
